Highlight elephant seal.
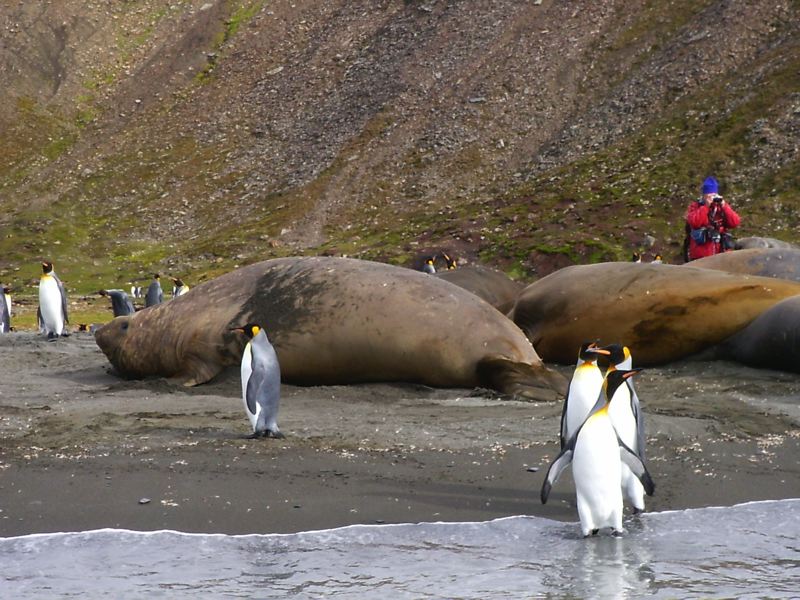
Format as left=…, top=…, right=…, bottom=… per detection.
left=717, top=295, right=800, bottom=372
left=735, top=236, right=798, bottom=250
left=435, top=265, right=524, bottom=314
left=509, top=262, right=800, bottom=365
left=687, top=248, right=800, bottom=282
left=95, top=257, right=566, bottom=399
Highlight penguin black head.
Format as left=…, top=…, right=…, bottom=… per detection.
left=42, top=261, right=54, bottom=274
left=577, top=340, right=609, bottom=362
left=604, top=368, right=641, bottom=400
left=153, top=273, right=160, bottom=280
left=631, top=252, right=641, bottom=263
left=599, top=343, right=630, bottom=368
left=442, top=253, right=457, bottom=270
left=98, top=289, right=108, bottom=297
left=231, top=323, right=262, bottom=339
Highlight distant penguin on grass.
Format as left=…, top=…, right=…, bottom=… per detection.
left=0, top=285, right=10, bottom=333
left=170, top=277, right=189, bottom=298
left=99, top=289, right=136, bottom=317
left=231, top=323, right=283, bottom=439
left=541, top=369, right=655, bottom=537
left=144, top=273, right=163, bottom=307
left=38, top=261, right=69, bottom=339
left=422, top=257, right=436, bottom=274
left=560, top=341, right=610, bottom=448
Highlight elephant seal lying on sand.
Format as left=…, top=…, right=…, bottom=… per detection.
left=509, top=262, right=800, bottom=365
left=436, top=265, right=524, bottom=314
left=688, top=248, right=800, bottom=282
left=717, top=295, right=800, bottom=373
left=95, top=257, right=566, bottom=399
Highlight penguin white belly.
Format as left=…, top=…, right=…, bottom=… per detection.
left=565, top=366, right=603, bottom=440
left=573, top=414, right=624, bottom=536
left=240, top=342, right=260, bottom=430
left=608, top=387, right=645, bottom=511
left=39, top=278, right=64, bottom=335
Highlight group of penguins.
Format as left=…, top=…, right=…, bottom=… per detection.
left=1, top=261, right=282, bottom=441
left=226, top=329, right=658, bottom=539
left=541, top=342, right=655, bottom=537
left=0, top=263, right=194, bottom=337
left=102, top=273, right=191, bottom=319
left=9, top=262, right=656, bottom=538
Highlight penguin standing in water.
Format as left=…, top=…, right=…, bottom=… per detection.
left=231, top=323, right=283, bottom=439
left=0, top=285, right=10, bottom=333
left=38, top=261, right=69, bottom=338
left=600, top=343, right=648, bottom=513
left=144, top=274, right=164, bottom=307
left=541, top=369, right=655, bottom=537
left=98, top=289, right=136, bottom=317
left=560, top=342, right=610, bottom=448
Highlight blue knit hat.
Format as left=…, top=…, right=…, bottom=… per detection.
left=701, top=176, right=719, bottom=195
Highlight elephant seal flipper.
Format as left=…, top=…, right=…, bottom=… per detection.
left=476, top=357, right=567, bottom=401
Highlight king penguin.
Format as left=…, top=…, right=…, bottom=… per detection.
left=38, top=261, right=69, bottom=339
left=170, top=277, right=189, bottom=298
left=601, top=343, right=648, bottom=513
left=99, top=289, right=136, bottom=317
left=144, top=273, right=163, bottom=307
left=0, top=285, right=10, bottom=333
left=541, top=369, right=655, bottom=537
left=560, top=341, right=610, bottom=448
left=232, top=323, right=283, bottom=439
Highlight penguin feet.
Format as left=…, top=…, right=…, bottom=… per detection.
left=611, top=529, right=624, bottom=538
left=60, top=332, right=71, bottom=337
left=246, top=430, right=285, bottom=439
left=632, top=507, right=644, bottom=516
left=47, top=332, right=57, bottom=340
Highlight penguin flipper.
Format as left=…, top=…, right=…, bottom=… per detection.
left=541, top=441, right=575, bottom=504
left=54, top=274, right=69, bottom=324
left=559, top=382, right=572, bottom=449
left=628, top=383, right=647, bottom=461
left=476, top=357, right=567, bottom=402
left=618, top=438, right=655, bottom=496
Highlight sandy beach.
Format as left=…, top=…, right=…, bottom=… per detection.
left=1, top=331, right=799, bottom=537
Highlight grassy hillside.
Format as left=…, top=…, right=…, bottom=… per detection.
left=0, top=0, right=797, bottom=312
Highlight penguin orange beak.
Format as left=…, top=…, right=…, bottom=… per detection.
left=587, top=347, right=611, bottom=356
left=622, top=369, right=642, bottom=379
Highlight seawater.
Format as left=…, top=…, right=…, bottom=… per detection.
left=2, top=499, right=798, bottom=599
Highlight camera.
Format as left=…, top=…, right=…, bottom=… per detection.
left=712, top=194, right=723, bottom=203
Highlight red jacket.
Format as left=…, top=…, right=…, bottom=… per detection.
left=686, top=200, right=741, bottom=260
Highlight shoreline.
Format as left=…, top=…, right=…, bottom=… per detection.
left=1, top=332, right=799, bottom=537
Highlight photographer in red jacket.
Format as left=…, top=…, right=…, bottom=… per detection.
left=685, top=176, right=741, bottom=261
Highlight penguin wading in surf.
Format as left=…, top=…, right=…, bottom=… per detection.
left=541, top=369, right=655, bottom=537
left=231, top=323, right=283, bottom=439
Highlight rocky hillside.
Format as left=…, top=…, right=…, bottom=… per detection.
left=0, top=0, right=798, bottom=293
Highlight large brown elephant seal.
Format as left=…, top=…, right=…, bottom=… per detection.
left=509, top=262, right=800, bottom=365
left=688, top=248, right=800, bottom=281
left=95, top=257, right=566, bottom=399
left=734, top=236, right=798, bottom=250
left=435, top=265, right=524, bottom=314
left=717, top=295, right=800, bottom=372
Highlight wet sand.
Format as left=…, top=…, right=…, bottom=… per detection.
left=1, top=332, right=799, bottom=537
